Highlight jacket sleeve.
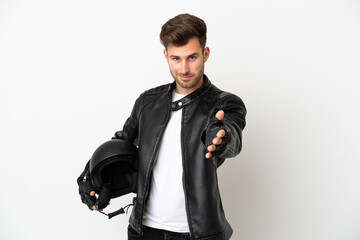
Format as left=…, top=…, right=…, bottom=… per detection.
left=205, top=93, right=246, bottom=159
left=112, top=97, right=140, bottom=145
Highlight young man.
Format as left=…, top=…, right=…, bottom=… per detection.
left=78, top=13, right=246, bottom=240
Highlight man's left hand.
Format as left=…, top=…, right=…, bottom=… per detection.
left=205, top=110, right=225, bottom=159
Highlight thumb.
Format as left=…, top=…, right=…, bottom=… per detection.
left=97, top=184, right=111, bottom=209
left=215, top=110, right=224, bottom=121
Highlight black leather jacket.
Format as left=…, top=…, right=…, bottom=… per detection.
left=114, top=75, right=246, bottom=240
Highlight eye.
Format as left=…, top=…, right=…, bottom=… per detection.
left=172, top=57, right=179, bottom=62
left=188, top=55, right=198, bottom=61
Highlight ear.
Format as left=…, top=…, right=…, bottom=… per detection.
left=163, top=49, right=169, bottom=62
left=203, top=47, right=210, bottom=62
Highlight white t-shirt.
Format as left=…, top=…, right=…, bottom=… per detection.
left=142, top=91, right=189, bottom=233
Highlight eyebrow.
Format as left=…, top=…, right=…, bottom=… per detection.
left=169, top=52, right=200, bottom=58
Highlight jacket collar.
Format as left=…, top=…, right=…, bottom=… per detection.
left=168, top=74, right=212, bottom=111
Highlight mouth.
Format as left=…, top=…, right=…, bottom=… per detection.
left=179, top=75, right=193, bottom=81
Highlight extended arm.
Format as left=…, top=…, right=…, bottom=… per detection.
left=205, top=94, right=246, bottom=159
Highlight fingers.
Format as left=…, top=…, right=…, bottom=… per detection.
left=215, top=110, right=224, bottom=121
left=94, top=202, right=110, bottom=212
left=206, top=143, right=217, bottom=159
left=216, top=129, right=225, bottom=138
left=89, top=191, right=96, bottom=210
left=208, top=144, right=216, bottom=152
left=212, top=137, right=222, bottom=145
left=206, top=129, right=226, bottom=159
left=205, top=110, right=225, bottom=158
left=89, top=192, right=110, bottom=212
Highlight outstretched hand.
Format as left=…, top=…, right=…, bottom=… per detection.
left=205, top=110, right=226, bottom=159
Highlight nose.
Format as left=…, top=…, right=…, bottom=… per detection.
left=180, top=61, right=190, bottom=75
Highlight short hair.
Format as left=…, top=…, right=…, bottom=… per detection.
left=160, top=13, right=207, bottom=49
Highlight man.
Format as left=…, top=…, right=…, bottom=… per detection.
left=78, top=13, right=246, bottom=240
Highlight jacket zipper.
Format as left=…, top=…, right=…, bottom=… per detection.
left=139, top=105, right=171, bottom=235
left=181, top=107, right=194, bottom=239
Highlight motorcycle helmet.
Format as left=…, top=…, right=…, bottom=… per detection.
left=89, top=139, right=138, bottom=200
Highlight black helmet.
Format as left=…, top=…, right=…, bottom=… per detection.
left=89, top=139, right=138, bottom=200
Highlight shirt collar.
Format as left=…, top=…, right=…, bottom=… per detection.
left=168, top=74, right=212, bottom=111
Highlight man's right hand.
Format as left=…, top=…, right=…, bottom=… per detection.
left=77, top=162, right=97, bottom=210
left=89, top=191, right=96, bottom=210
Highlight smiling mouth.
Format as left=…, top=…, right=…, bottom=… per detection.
left=179, top=75, right=192, bottom=81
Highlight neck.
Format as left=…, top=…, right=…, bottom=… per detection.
left=175, top=76, right=204, bottom=95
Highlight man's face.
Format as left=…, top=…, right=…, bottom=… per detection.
left=164, top=37, right=210, bottom=95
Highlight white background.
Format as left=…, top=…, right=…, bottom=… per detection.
left=1, top=0, right=359, bottom=239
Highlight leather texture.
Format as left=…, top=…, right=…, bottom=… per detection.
left=77, top=161, right=97, bottom=210
left=115, top=75, right=246, bottom=240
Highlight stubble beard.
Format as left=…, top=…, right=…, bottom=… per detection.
left=171, top=64, right=205, bottom=92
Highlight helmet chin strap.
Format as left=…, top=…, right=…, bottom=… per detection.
left=96, top=200, right=135, bottom=219
left=95, top=183, right=135, bottom=219
left=97, top=202, right=134, bottom=219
